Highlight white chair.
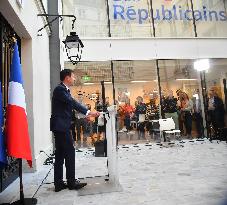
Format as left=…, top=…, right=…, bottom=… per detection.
left=167, top=118, right=181, bottom=140
left=159, top=118, right=181, bottom=142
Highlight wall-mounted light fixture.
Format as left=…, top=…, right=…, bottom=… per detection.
left=37, top=14, right=76, bottom=36
left=62, top=32, right=84, bottom=65
left=37, top=14, right=84, bottom=65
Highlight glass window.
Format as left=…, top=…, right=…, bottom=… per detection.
left=158, top=59, right=203, bottom=138
left=113, top=60, right=159, bottom=144
left=190, top=58, right=227, bottom=139
left=109, top=0, right=153, bottom=37
left=205, top=59, right=227, bottom=94
left=193, top=0, right=227, bottom=37
left=63, top=0, right=109, bottom=37
left=64, top=59, right=227, bottom=145
left=64, top=61, right=112, bottom=149
left=152, top=0, right=194, bottom=37
left=159, top=59, right=199, bottom=97
left=62, top=0, right=227, bottom=38
left=65, top=60, right=112, bottom=110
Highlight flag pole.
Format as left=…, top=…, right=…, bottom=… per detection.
left=10, top=159, right=37, bottom=205
left=19, top=159, right=25, bottom=204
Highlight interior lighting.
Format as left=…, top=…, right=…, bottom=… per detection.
left=131, top=80, right=149, bottom=83
left=83, top=83, right=95, bottom=85
left=194, top=59, right=210, bottom=71
left=176, top=79, right=197, bottom=81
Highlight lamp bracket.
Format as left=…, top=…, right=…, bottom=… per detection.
left=37, top=14, right=76, bottom=36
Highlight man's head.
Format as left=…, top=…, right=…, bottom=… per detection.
left=168, top=90, right=173, bottom=98
left=77, top=94, right=84, bottom=103
left=209, top=87, right=217, bottom=97
left=60, top=69, right=75, bottom=87
left=105, top=97, right=109, bottom=103
left=176, top=89, right=182, bottom=97
left=125, top=98, right=130, bottom=105
left=136, top=96, right=143, bottom=103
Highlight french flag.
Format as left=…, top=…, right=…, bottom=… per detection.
left=5, top=42, right=32, bottom=167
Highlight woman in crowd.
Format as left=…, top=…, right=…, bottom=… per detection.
left=122, top=99, right=135, bottom=132
left=180, top=92, right=193, bottom=139
left=135, top=96, right=147, bottom=139
left=162, top=90, right=179, bottom=129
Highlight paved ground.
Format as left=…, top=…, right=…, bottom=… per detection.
left=1, top=139, right=227, bottom=205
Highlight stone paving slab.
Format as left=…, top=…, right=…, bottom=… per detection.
left=0, top=139, right=227, bottom=205
left=77, top=177, right=122, bottom=196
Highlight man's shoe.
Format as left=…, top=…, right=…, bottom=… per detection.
left=55, top=182, right=67, bottom=192
left=68, top=181, right=87, bottom=190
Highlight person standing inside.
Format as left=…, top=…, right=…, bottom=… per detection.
left=135, top=96, right=147, bottom=139
left=181, top=92, right=193, bottom=139
left=208, top=87, right=225, bottom=132
left=50, top=69, right=99, bottom=192
left=75, top=94, right=88, bottom=148
left=162, top=90, right=179, bottom=129
left=122, top=99, right=135, bottom=132
left=192, top=90, right=204, bottom=138
left=176, top=89, right=184, bottom=135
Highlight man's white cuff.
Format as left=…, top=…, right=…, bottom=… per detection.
left=86, top=110, right=91, bottom=116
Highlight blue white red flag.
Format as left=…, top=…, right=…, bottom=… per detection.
left=5, top=42, right=32, bottom=167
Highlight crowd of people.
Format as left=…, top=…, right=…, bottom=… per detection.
left=68, top=86, right=226, bottom=146
left=116, top=87, right=225, bottom=140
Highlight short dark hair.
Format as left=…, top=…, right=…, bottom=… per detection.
left=60, top=69, right=73, bottom=81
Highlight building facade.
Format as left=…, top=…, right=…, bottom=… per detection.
left=62, top=0, right=227, bottom=141
left=0, top=0, right=227, bottom=192
left=0, top=0, right=53, bottom=192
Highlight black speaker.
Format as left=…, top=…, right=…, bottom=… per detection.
left=94, top=140, right=105, bottom=157
left=218, top=127, right=227, bottom=142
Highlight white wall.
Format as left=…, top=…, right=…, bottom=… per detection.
left=63, top=38, right=227, bottom=61
left=59, top=0, right=65, bottom=70
left=0, top=0, right=52, bottom=171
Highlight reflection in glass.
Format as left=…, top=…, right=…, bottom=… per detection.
left=192, top=0, right=227, bottom=37
left=113, top=61, right=159, bottom=144
left=64, top=59, right=227, bottom=145
left=109, top=0, right=153, bottom=37
left=64, top=61, right=112, bottom=148
left=62, top=0, right=227, bottom=38
left=63, top=0, right=109, bottom=37
left=159, top=59, right=203, bottom=138
left=152, top=0, right=194, bottom=37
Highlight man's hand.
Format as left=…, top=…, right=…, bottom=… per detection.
left=87, top=111, right=100, bottom=118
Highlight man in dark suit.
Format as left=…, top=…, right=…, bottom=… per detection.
left=208, top=87, right=225, bottom=131
left=192, top=92, right=204, bottom=138
left=50, top=69, right=99, bottom=192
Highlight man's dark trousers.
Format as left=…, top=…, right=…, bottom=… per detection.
left=194, top=112, right=204, bottom=137
left=75, top=118, right=87, bottom=143
left=54, top=131, right=75, bottom=184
